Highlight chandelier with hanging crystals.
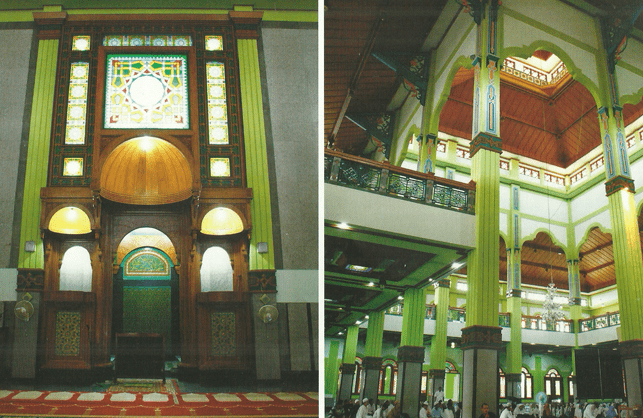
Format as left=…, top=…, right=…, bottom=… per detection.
left=541, top=282, right=566, bottom=324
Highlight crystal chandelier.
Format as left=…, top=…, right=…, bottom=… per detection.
left=541, top=282, right=565, bottom=324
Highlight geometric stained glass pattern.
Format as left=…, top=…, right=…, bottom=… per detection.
left=211, top=312, right=236, bottom=356
left=72, top=36, right=91, bottom=51
left=210, top=158, right=230, bottom=177
left=63, top=158, right=83, bottom=176
left=65, top=62, right=89, bottom=144
left=124, top=249, right=170, bottom=277
left=205, top=35, right=223, bottom=51
left=104, top=35, right=192, bottom=47
left=54, top=311, right=81, bottom=357
left=206, top=62, right=229, bottom=144
left=104, top=54, right=189, bottom=129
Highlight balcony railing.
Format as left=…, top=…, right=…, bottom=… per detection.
left=579, top=311, right=620, bottom=332
left=521, top=315, right=574, bottom=333
left=325, top=150, right=476, bottom=214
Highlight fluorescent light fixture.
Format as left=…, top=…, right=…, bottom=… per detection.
left=367, top=282, right=375, bottom=287
left=452, top=262, right=463, bottom=269
left=337, top=222, right=350, bottom=229
left=398, top=295, right=404, bottom=300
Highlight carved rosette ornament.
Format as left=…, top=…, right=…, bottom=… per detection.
left=248, top=270, right=276, bottom=293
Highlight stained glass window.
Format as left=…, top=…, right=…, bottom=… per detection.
left=104, top=54, right=189, bottom=129
left=205, top=35, right=223, bottom=51
left=72, top=36, right=91, bottom=51
left=206, top=62, right=229, bottom=144
left=63, top=158, right=84, bottom=176
left=65, top=62, right=89, bottom=144
left=103, top=35, right=192, bottom=47
left=210, top=158, right=230, bottom=177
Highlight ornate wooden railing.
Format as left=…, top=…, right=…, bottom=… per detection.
left=324, top=150, right=476, bottom=214
left=579, top=311, right=619, bottom=332
left=521, top=315, right=574, bottom=333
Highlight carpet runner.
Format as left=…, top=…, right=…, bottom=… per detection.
left=0, top=388, right=319, bottom=417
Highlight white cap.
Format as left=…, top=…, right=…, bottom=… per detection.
left=363, top=398, right=369, bottom=403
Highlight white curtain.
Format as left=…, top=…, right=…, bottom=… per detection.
left=59, top=246, right=93, bottom=292
left=200, top=246, right=233, bottom=292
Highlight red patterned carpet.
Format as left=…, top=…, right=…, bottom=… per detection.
left=0, top=388, right=319, bottom=417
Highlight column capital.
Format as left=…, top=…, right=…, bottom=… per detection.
left=429, top=368, right=446, bottom=379
left=568, top=297, right=582, bottom=305
left=620, top=340, right=643, bottom=359
left=33, top=12, right=67, bottom=40
left=433, top=278, right=451, bottom=289
left=229, top=11, right=264, bottom=39
left=506, top=288, right=523, bottom=298
left=461, top=325, right=502, bottom=350
left=605, top=174, right=635, bottom=196
left=340, top=362, right=357, bottom=374
left=363, top=356, right=383, bottom=370
left=397, top=345, right=425, bottom=363
left=470, top=132, right=502, bottom=158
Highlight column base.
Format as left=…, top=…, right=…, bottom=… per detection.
left=397, top=346, right=425, bottom=417
left=620, top=340, right=643, bottom=408
left=338, top=362, right=356, bottom=402
left=429, top=369, right=446, bottom=406
left=361, top=356, right=382, bottom=405
left=461, top=326, right=502, bottom=418
left=505, top=373, right=521, bottom=402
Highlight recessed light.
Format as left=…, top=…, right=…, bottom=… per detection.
left=398, top=296, right=404, bottom=300
left=337, top=222, right=350, bottom=230
left=365, top=315, right=369, bottom=319
left=367, top=282, right=375, bottom=287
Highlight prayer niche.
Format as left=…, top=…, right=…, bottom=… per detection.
left=104, top=55, right=189, bottom=129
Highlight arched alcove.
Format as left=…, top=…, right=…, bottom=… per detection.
left=116, top=227, right=177, bottom=265
left=59, top=246, right=93, bottom=291
left=578, top=226, right=615, bottom=292
left=200, top=246, right=233, bottom=292
left=520, top=231, right=568, bottom=290
left=100, top=136, right=192, bottom=205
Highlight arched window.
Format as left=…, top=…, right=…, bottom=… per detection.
left=200, top=246, right=233, bottom=291
left=545, top=368, right=562, bottom=398
left=59, top=246, right=92, bottom=292
left=378, top=359, right=398, bottom=395
left=568, top=372, right=575, bottom=400
left=421, top=370, right=428, bottom=394
left=352, top=357, right=363, bottom=395
left=499, top=368, right=506, bottom=399
left=521, top=367, right=533, bottom=399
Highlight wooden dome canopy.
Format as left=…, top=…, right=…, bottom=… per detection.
left=100, top=136, right=192, bottom=205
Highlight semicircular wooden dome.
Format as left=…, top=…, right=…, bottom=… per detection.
left=100, top=136, right=192, bottom=205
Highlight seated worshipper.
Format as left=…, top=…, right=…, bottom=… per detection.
left=419, top=402, right=431, bottom=418
left=356, top=398, right=370, bottom=418
left=480, top=403, right=498, bottom=418
left=433, top=401, right=444, bottom=418
left=515, top=404, right=526, bottom=418
left=500, top=403, right=514, bottom=418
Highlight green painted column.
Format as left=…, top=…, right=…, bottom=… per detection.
left=429, top=279, right=450, bottom=406
left=397, top=287, right=427, bottom=416
left=462, top=2, right=502, bottom=417
left=17, top=38, right=59, bottom=269
left=418, top=52, right=438, bottom=174
left=326, top=340, right=341, bottom=400
left=361, top=311, right=385, bottom=404
left=238, top=37, right=275, bottom=271
left=595, top=17, right=643, bottom=407
left=338, top=325, right=359, bottom=402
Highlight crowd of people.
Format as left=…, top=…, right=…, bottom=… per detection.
left=327, top=389, right=462, bottom=418
left=329, top=398, right=627, bottom=418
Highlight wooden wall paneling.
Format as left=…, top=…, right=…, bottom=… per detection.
left=196, top=291, right=252, bottom=370
left=40, top=291, right=95, bottom=371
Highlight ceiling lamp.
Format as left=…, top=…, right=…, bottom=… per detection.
left=541, top=282, right=565, bottom=324
left=48, top=206, right=91, bottom=234
left=201, top=207, right=244, bottom=235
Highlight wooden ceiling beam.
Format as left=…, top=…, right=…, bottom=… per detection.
left=559, top=104, right=598, bottom=136
left=327, top=8, right=385, bottom=146
left=579, top=240, right=612, bottom=258
left=582, top=260, right=614, bottom=275
left=500, top=256, right=567, bottom=272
